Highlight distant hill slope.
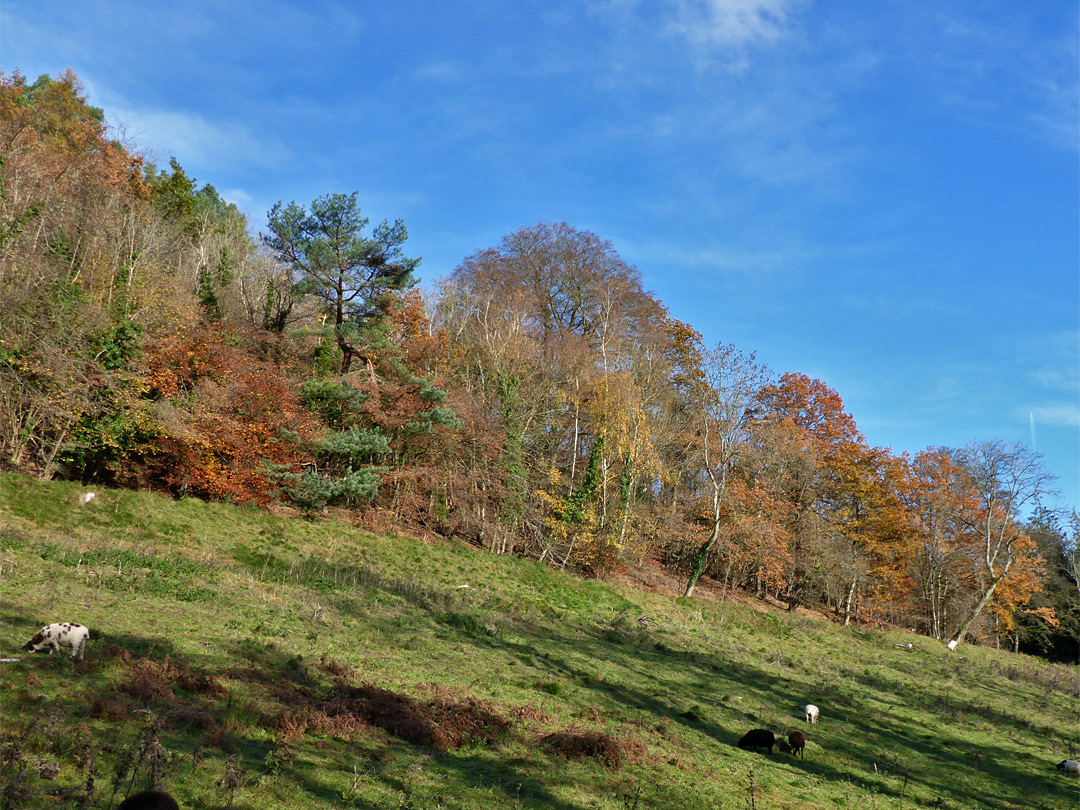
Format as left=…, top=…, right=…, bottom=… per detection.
left=1, top=473, right=1077, bottom=810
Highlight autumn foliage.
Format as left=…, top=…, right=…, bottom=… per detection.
left=2, top=69, right=1074, bottom=658
left=141, top=326, right=319, bottom=503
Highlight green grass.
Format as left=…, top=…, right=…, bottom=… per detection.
left=1, top=472, right=1078, bottom=809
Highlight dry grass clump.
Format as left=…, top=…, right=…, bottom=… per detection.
left=540, top=727, right=646, bottom=770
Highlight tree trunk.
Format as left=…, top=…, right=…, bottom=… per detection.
left=946, top=572, right=1004, bottom=650
left=684, top=483, right=722, bottom=598
left=842, top=577, right=857, bottom=627
left=684, top=516, right=720, bottom=598
left=569, top=400, right=580, bottom=494
left=616, top=456, right=633, bottom=549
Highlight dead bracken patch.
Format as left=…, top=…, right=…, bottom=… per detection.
left=540, top=727, right=646, bottom=770
left=202, top=718, right=243, bottom=754
left=277, top=708, right=372, bottom=745
left=88, top=695, right=135, bottom=721
left=319, top=655, right=357, bottom=681
left=276, top=683, right=512, bottom=752
left=169, top=705, right=217, bottom=731
left=511, top=705, right=552, bottom=725
left=121, top=657, right=225, bottom=703
left=101, top=644, right=133, bottom=664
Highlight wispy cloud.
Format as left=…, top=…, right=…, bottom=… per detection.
left=413, top=61, right=467, bottom=83
left=639, top=242, right=811, bottom=283
left=1029, top=404, right=1080, bottom=429
left=901, top=5, right=1080, bottom=152
left=108, top=106, right=289, bottom=175
left=597, top=0, right=805, bottom=71
left=667, top=0, right=799, bottom=51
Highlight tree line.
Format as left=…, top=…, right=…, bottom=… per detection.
left=2, top=70, right=1076, bottom=659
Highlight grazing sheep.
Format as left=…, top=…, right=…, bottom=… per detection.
left=1058, top=760, right=1080, bottom=775
left=80, top=491, right=96, bottom=504
left=788, top=730, right=806, bottom=758
left=23, top=623, right=90, bottom=661
left=737, top=729, right=775, bottom=754
left=804, top=704, right=820, bottom=724
left=117, top=790, right=179, bottom=810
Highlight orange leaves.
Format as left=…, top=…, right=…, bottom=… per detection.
left=908, top=444, right=1056, bottom=646
left=142, top=325, right=318, bottom=504
left=1023, top=605, right=1060, bottom=628
left=1, top=70, right=144, bottom=201
left=387, top=289, right=448, bottom=376
left=758, top=372, right=862, bottom=449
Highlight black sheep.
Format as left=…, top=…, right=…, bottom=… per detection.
left=788, top=730, right=806, bottom=758
left=737, top=729, right=775, bottom=754
left=117, top=790, right=179, bottom=810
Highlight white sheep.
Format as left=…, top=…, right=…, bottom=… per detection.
left=1057, top=760, right=1080, bottom=775
left=23, top=623, right=90, bottom=661
left=804, top=703, right=820, bottom=724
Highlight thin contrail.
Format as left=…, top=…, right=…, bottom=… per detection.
left=1029, top=411, right=1037, bottom=451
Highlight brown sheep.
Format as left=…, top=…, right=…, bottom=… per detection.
left=788, top=730, right=806, bottom=758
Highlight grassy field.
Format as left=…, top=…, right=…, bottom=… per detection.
left=1, top=472, right=1077, bottom=810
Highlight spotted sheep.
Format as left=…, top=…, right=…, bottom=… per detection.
left=23, top=623, right=90, bottom=661
left=1058, top=760, right=1080, bottom=776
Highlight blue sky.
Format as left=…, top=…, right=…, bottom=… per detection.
left=4, top=1, right=1079, bottom=517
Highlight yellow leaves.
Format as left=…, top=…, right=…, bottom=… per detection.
left=590, top=371, right=661, bottom=480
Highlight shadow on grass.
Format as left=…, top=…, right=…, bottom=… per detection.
left=7, top=536, right=1074, bottom=810
left=437, top=749, right=596, bottom=810
left=212, top=548, right=1080, bottom=810
left=326, top=591, right=1078, bottom=810
left=0, top=624, right=301, bottom=810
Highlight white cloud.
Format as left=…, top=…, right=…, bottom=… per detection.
left=413, top=61, right=466, bottom=83
left=107, top=106, right=288, bottom=174
left=595, top=0, right=805, bottom=71
left=1029, top=404, right=1080, bottom=429
left=222, top=188, right=254, bottom=208
left=667, top=0, right=798, bottom=51
left=1011, top=330, right=1080, bottom=394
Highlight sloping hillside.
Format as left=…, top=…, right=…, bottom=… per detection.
left=1, top=473, right=1077, bottom=810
